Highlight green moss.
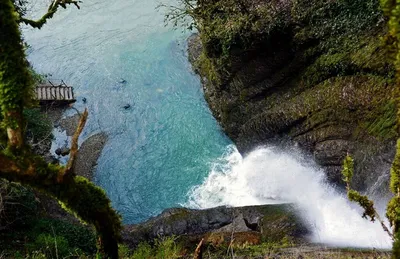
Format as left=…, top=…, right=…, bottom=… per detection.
left=163, top=209, right=191, bottom=225
left=186, top=0, right=386, bottom=85
left=302, top=33, right=392, bottom=89
left=363, top=101, right=397, bottom=139
left=0, top=0, right=35, bottom=128
left=195, top=52, right=221, bottom=84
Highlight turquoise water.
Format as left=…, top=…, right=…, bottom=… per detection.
left=23, top=0, right=231, bottom=223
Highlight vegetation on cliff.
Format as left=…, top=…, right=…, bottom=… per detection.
left=341, top=1, right=400, bottom=257
left=0, top=0, right=122, bottom=257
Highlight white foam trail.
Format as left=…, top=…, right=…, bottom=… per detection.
left=186, top=145, right=392, bottom=248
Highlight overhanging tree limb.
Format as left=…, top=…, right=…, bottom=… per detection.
left=65, top=108, right=88, bottom=177
left=18, top=0, right=81, bottom=29
left=0, top=152, right=122, bottom=258
left=342, top=155, right=394, bottom=239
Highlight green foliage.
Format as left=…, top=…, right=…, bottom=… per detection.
left=386, top=140, right=400, bottom=256
left=342, top=155, right=354, bottom=185
left=292, top=0, right=382, bottom=40
left=0, top=0, right=121, bottom=257
left=347, top=190, right=377, bottom=221
left=0, top=180, right=39, bottom=230
left=30, top=218, right=97, bottom=254
left=28, top=234, right=72, bottom=258
left=381, top=0, right=400, bottom=70
left=0, top=181, right=97, bottom=257
left=380, top=1, right=400, bottom=256
left=23, top=108, right=53, bottom=142
left=0, top=0, right=34, bottom=126
left=12, top=0, right=28, bottom=17
left=131, top=242, right=153, bottom=259
left=130, top=236, right=183, bottom=259
left=342, top=155, right=377, bottom=222
left=390, top=139, right=400, bottom=194
left=167, top=0, right=386, bottom=85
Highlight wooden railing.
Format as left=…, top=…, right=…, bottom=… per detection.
left=35, top=80, right=76, bottom=104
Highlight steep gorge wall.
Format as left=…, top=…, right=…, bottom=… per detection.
left=188, top=0, right=396, bottom=192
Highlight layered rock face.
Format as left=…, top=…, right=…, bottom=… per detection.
left=123, top=204, right=309, bottom=249
left=188, top=0, right=397, bottom=192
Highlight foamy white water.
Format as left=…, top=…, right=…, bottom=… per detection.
left=187, top=145, right=392, bottom=248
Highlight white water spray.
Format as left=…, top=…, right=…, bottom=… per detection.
left=187, top=145, right=392, bottom=248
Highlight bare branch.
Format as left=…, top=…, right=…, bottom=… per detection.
left=193, top=238, right=204, bottom=259
left=65, top=108, right=88, bottom=177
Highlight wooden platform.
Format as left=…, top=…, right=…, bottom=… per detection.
left=35, top=80, right=76, bottom=105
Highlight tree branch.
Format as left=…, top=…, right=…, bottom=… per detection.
left=65, top=108, right=88, bottom=177
left=19, top=0, right=81, bottom=29
left=0, top=152, right=121, bottom=258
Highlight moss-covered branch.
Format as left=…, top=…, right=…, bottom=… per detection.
left=342, top=155, right=393, bottom=239
left=342, top=155, right=393, bottom=238
left=18, top=0, right=81, bottom=29
left=0, top=151, right=122, bottom=258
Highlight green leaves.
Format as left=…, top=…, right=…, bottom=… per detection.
left=342, top=155, right=377, bottom=221
left=341, top=155, right=354, bottom=184
left=390, top=139, right=400, bottom=194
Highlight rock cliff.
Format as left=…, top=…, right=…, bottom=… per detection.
left=122, top=204, right=309, bottom=249
left=188, top=0, right=396, bottom=192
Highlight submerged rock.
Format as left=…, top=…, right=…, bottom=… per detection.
left=122, top=204, right=310, bottom=249
left=123, top=104, right=131, bottom=110
left=55, top=146, right=70, bottom=156
left=74, top=132, right=108, bottom=180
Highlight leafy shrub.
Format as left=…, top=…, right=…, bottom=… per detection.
left=28, top=234, right=72, bottom=258
left=30, top=218, right=97, bottom=255
left=0, top=180, right=39, bottom=230
left=131, top=236, right=183, bottom=259
left=23, top=108, right=53, bottom=143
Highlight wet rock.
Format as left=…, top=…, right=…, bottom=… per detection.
left=55, top=146, right=70, bottom=156
left=59, top=114, right=80, bottom=137
left=74, top=132, right=108, bottom=180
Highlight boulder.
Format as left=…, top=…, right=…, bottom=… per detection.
left=122, top=204, right=310, bottom=249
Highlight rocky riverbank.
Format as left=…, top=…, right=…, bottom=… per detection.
left=44, top=107, right=108, bottom=180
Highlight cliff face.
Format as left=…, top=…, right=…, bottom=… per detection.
left=188, top=0, right=397, bottom=191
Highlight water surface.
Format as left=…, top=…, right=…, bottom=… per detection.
left=24, top=0, right=231, bottom=223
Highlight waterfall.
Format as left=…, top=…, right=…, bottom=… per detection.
left=187, top=145, right=392, bottom=248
